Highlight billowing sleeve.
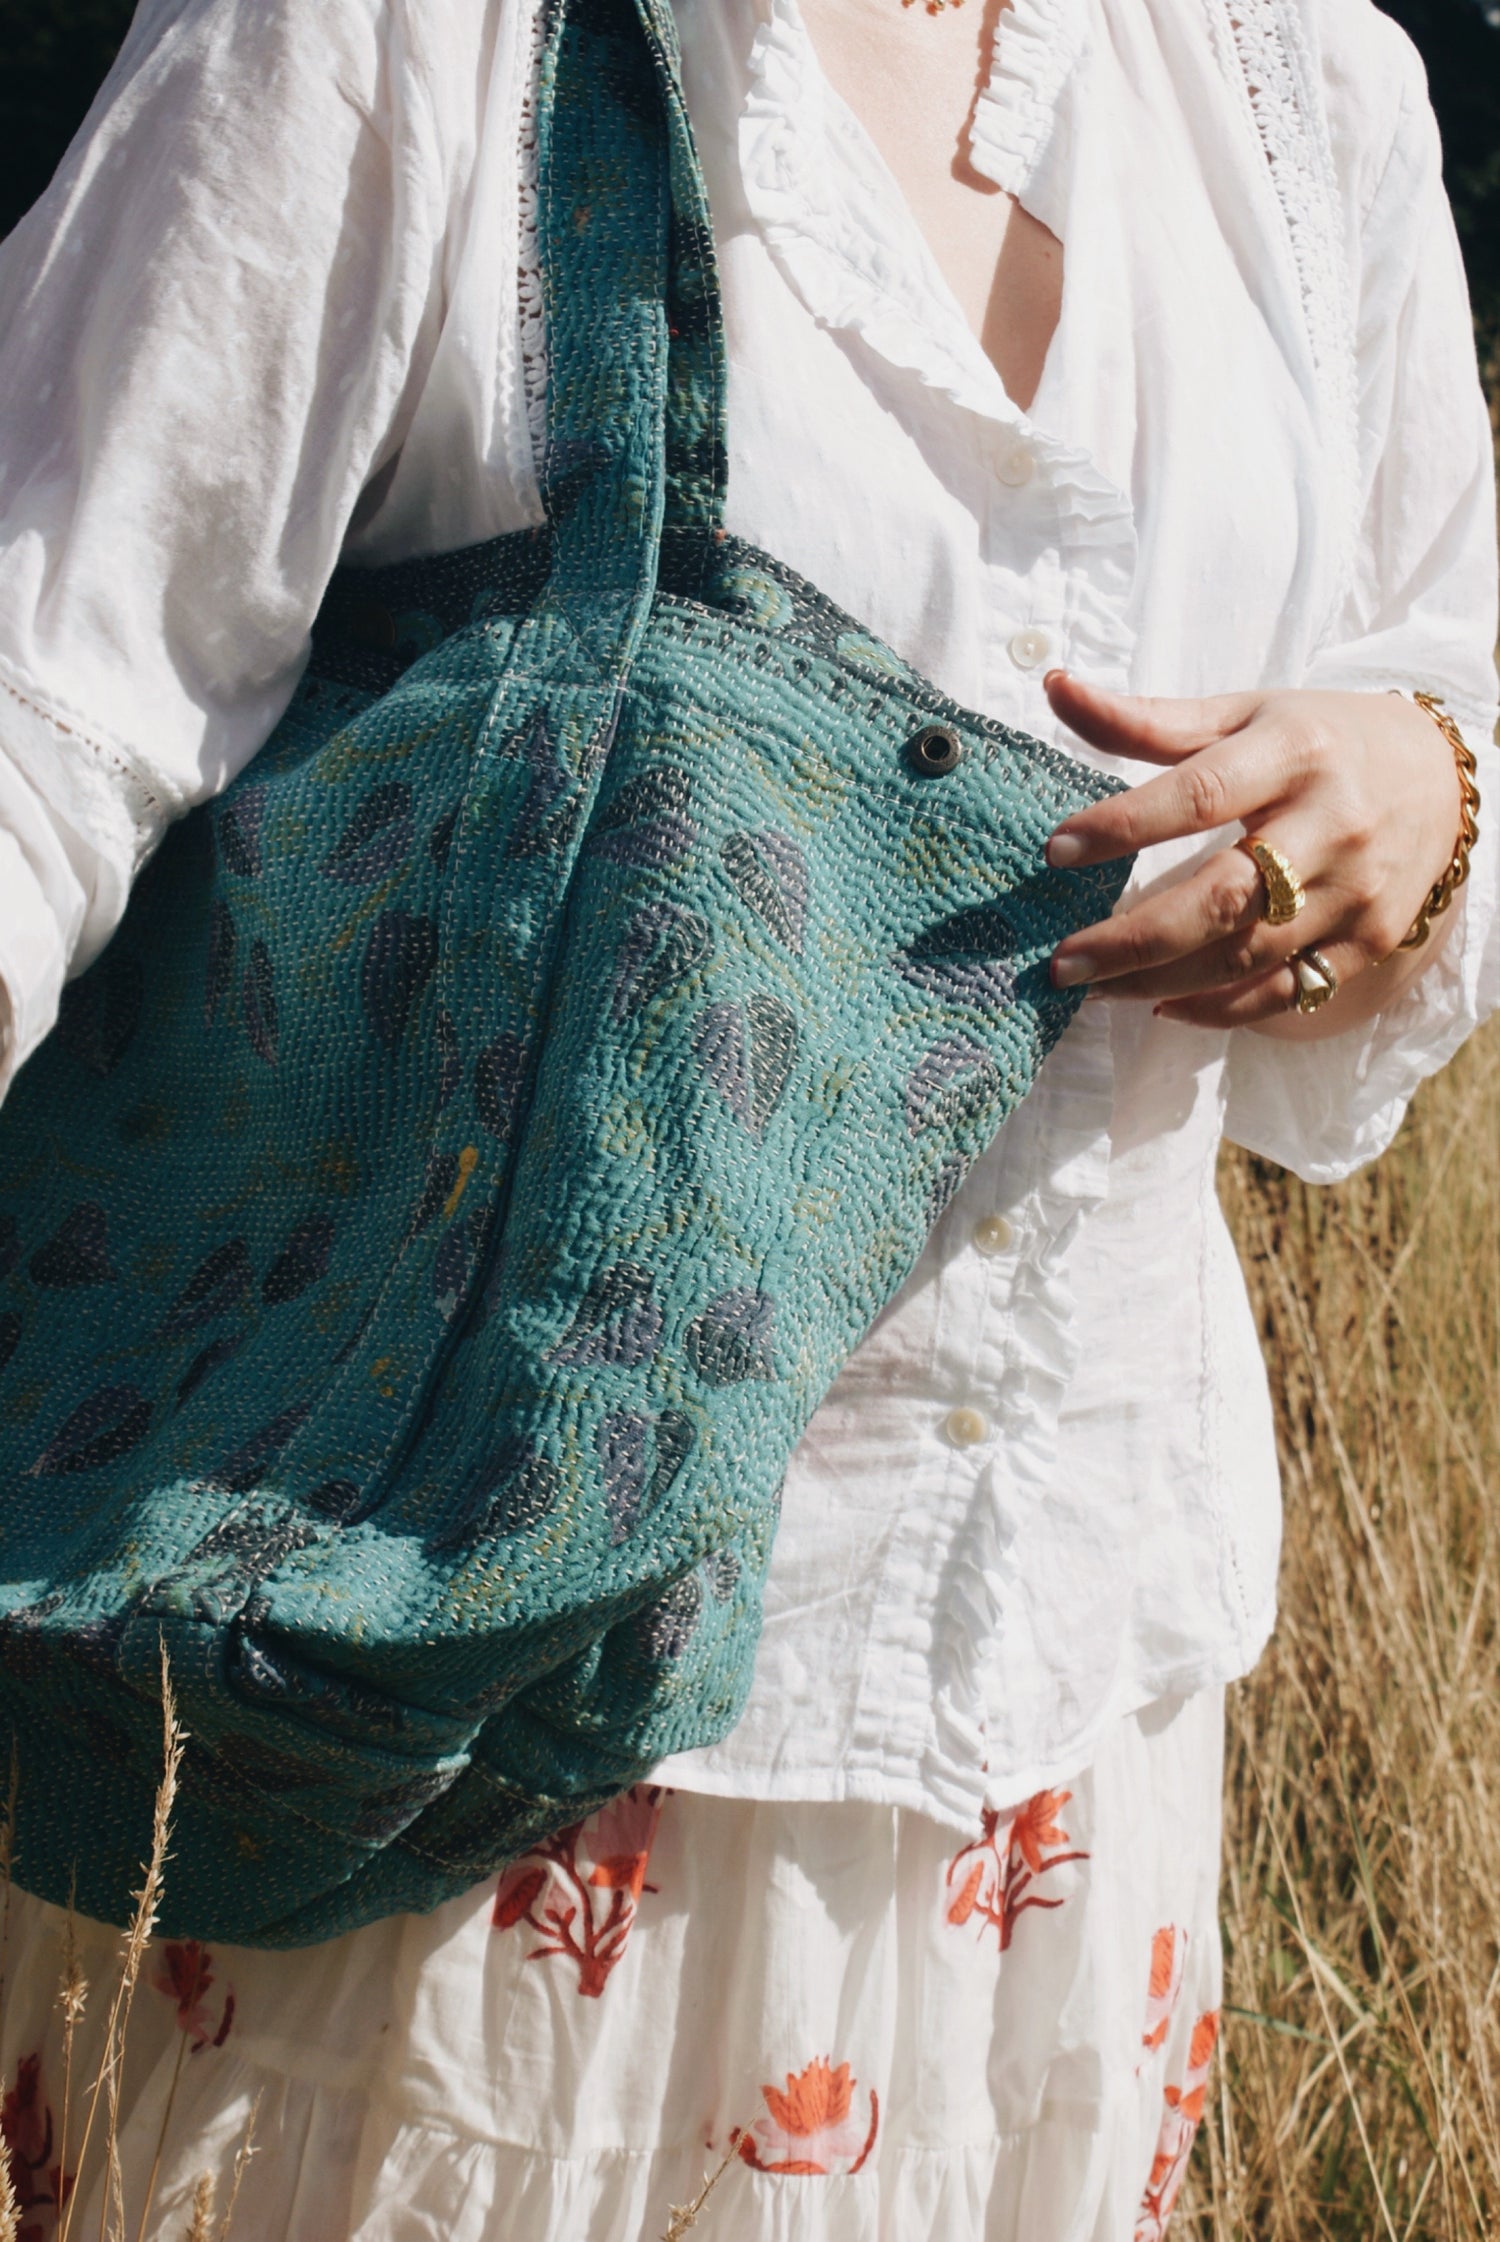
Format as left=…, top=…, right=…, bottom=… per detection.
left=1223, top=21, right=1500, bottom=1184
left=0, top=0, right=485, bottom=1097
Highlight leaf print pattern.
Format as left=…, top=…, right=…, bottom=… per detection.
left=157, top=1239, right=252, bottom=1337
left=610, top=901, right=712, bottom=1021
left=685, top=1288, right=774, bottom=1386
left=175, top=1333, right=247, bottom=1411
left=28, top=1205, right=114, bottom=1290
left=0, top=1311, right=20, bottom=1374
left=212, top=1400, right=313, bottom=1496
left=1135, top=2010, right=1220, bottom=2240
left=548, top=1263, right=662, bottom=1369
left=217, top=787, right=266, bottom=878
left=242, top=939, right=279, bottom=1064
left=691, top=995, right=797, bottom=1136
left=904, top=1036, right=1003, bottom=1138
left=261, top=1218, right=334, bottom=1306
left=588, top=766, right=698, bottom=867
left=474, top=1032, right=528, bottom=1140
left=720, top=829, right=808, bottom=952
left=150, top=1940, right=236, bottom=2052
left=506, top=709, right=576, bottom=858
left=895, top=904, right=1018, bottom=1009
left=1143, top=1925, right=1187, bottom=2052
left=491, top=1785, right=664, bottom=1997
left=635, top=1572, right=703, bottom=1661
left=597, top=1406, right=694, bottom=1544
left=944, top=1791, right=1090, bottom=1951
left=361, top=911, right=438, bottom=1051
left=320, top=782, right=415, bottom=884
left=0, top=2052, right=72, bottom=2236
left=31, top=1384, right=152, bottom=1477
left=204, top=898, right=237, bottom=1027
left=442, top=1441, right=563, bottom=1547
left=739, top=2058, right=880, bottom=2177
left=54, top=952, right=144, bottom=1078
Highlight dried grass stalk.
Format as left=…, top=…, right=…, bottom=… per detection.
left=0, top=2123, right=20, bottom=2242
left=58, top=1638, right=185, bottom=2242
left=1175, top=1019, right=1500, bottom=2238
left=182, top=2173, right=215, bottom=2242
left=660, top=2131, right=744, bottom=2240
left=215, top=2096, right=260, bottom=2242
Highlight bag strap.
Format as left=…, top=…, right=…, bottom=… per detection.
left=533, top=0, right=728, bottom=666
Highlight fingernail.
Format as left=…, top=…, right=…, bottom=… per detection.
left=1043, top=667, right=1067, bottom=690
left=1047, top=832, right=1085, bottom=868
left=1052, top=952, right=1096, bottom=989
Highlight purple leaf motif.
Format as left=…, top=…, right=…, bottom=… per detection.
left=29, top=1203, right=115, bottom=1289
left=55, top=951, right=144, bottom=1077
left=320, top=782, right=415, bottom=884
left=205, top=900, right=237, bottom=1027
left=636, top=1573, right=704, bottom=1663
left=218, top=786, right=266, bottom=879
left=157, top=1238, right=252, bottom=1336
left=243, top=940, right=279, bottom=1064
left=685, top=1289, right=775, bottom=1386
left=548, top=1262, right=663, bottom=1369
left=261, top=1218, right=334, bottom=1306
left=610, top=902, right=712, bottom=1021
left=895, top=904, right=1018, bottom=1009
left=720, top=829, right=808, bottom=953
left=33, top=1383, right=152, bottom=1476
left=691, top=993, right=797, bottom=1138
left=904, top=1037, right=1003, bottom=1138
left=588, top=766, right=699, bottom=868
left=362, top=911, right=439, bottom=1051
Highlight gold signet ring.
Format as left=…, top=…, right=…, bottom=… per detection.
left=1238, top=836, right=1308, bottom=927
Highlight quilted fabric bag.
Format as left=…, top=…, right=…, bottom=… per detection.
left=0, top=0, right=1131, bottom=1944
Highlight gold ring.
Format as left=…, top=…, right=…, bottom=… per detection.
left=1238, top=836, right=1308, bottom=927
left=1290, top=948, right=1338, bottom=1015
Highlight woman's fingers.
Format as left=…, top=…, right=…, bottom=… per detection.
left=1042, top=671, right=1258, bottom=763
left=1044, top=703, right=1299, bottom=869
left=1150, top=938, right=1365, bottom=1030
left=1052, top=844, right=1264, bottom=988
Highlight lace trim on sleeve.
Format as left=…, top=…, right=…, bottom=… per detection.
left=516, top=0, right=550, bottom=478
left=1204, top=0, right=1359, bottom=617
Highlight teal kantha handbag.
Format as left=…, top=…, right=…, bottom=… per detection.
left=0, top=0, right=1131, bottom=1945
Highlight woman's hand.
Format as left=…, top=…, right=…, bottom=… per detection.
left=1043, top=672, right=1465, bottom=1038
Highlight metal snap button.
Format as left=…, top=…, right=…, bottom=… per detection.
left=907, top=724, right=964, bottom=776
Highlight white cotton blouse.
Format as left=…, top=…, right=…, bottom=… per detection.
left=0, top=0, right=1494, bottom=1831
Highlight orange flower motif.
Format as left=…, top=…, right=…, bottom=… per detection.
left=1142, top=1926, right=1187, bottom=2052
left=943, top=1793, right=1090, bottom=1951
left=763, top=2057, right=854, bottom=2136
left=1009, top=1789, right=1073, bottom=1875
left=740, top=2057, right=879, bottom=2178
left=491, top=1785, right=665, bottom=1997
left=1135, top=2007, right=1222, bottom=2240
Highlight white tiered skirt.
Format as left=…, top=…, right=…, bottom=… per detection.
left=0, top=1689, right=1223, bottom=2241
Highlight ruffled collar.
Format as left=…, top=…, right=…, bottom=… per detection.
left=737, top=0, right=1090, bottom=428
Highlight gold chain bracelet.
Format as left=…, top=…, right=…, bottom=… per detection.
left=1396, top=691, right=1481, bottom=951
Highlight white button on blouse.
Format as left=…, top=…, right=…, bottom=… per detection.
left=0, top=0, right=1493, bottom=1831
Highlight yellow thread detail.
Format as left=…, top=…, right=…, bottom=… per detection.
left=443, top=1145, right=480, bottom=1219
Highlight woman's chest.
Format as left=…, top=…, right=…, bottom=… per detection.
left=674, top=0, right=1341, bottom=714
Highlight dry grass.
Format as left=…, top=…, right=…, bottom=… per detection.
left=1175, top=1015, right=1500, bottom=2237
